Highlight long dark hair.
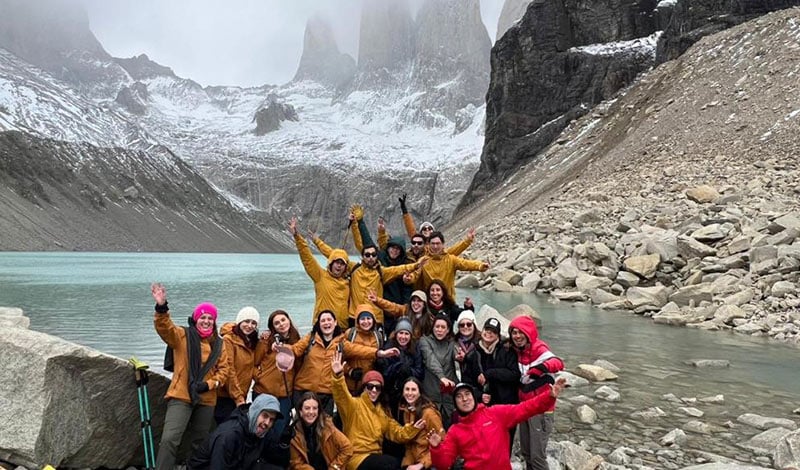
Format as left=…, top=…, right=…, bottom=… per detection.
left=427, top=279, right=455, bottom=307
left=407, top=295, right=433, bottom=339
left=234, top=324, right=259, bottom=349
left=430, top=313, right=454, bottom=341
left=312, top=310, right=343, bottom=339
left=268, top=309, right=301, bottom=348
left=399, top=376, right=436, bottom=421
left=295, top=392, right=327, bottom=444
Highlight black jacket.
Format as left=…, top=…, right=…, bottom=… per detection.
left=467, top=340, right=521, bottom=406
left=188, top=407, right=290, bottom=470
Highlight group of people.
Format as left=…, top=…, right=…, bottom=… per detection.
left=149, top=197, right=566, bottom=470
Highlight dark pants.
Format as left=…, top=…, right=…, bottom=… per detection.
left=156, top=399, right=214, bottom=470
left=519, top=413, right=553, bottom=470
left=357, top=454, right=401, bottom=470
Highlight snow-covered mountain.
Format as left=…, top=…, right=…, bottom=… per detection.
left=0, top=0, right=492, bottom=245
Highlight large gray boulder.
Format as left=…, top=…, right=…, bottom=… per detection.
left=0, top=320, right=169, bottom=468
left=774, top=429, right=800, bottom=470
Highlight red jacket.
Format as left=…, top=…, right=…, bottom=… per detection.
left=430, top=390, right=556, bottom=470
left=508, top=316, right=564, bottom=408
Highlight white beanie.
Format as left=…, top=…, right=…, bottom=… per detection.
left=236, top=306, right=260, bottom=326
left=454, top=310, right=476, bottom=333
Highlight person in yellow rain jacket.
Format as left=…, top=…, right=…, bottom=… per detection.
left=396, top=194, right=475, bottom=259
left=289, top=217, right=351, bottom=329
left=312, top=226, right=423, bottom=327
left=331, top=349, right=426, bottom=470
left=406, top=231, right=489, bottom=300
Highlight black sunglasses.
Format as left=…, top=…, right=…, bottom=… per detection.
left=362, top=252, right=378, bottom=258
left=364, top=383, right=382, bottom=392
left=411, top=241, right=424, bottom=246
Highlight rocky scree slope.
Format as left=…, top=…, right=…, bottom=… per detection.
left=450, top=8, right=800, bottom=344
left=462, top=0, right=800, bottom=208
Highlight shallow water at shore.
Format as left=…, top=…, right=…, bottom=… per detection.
left=2, top=252, right=798, bottom=465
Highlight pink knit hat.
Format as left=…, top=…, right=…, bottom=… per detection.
left=193, top=302, right=218, bottom=322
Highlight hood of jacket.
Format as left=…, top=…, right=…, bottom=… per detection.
left=327, top=248, right=350, bottom=270
left=219, top=321, right=236, bottom=337
left=509, top=315, right=539, bottom=345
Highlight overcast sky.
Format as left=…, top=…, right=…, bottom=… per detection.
left=82, top=0, right=505, bottom=87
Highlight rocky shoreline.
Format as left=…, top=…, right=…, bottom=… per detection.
left=460, top=176, right=800, bottom=348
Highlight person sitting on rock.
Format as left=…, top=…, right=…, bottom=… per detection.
left=509, top=315, right=565, bottom=470
left=151, top=283, right=231, bottom=470
left=289, top=217, right=351, bottom=329
left=406, top=231, right=488, bottom=299
left=187, top=393, right=287, bottom=470
left=428, top=379, right=566, bottom=470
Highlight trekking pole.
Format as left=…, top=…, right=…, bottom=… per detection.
left=129, top=357, right=156, bottom=470
left=341, top=219, right=352, bottom=248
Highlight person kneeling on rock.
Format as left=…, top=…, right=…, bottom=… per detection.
left=188, top=393, right=289, bottom=470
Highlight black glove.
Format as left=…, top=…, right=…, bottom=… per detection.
left=349, top=368, right=364, bottom=382
left=398, top=193, right=408, bottom=214
left=279, top=422, right=296, bottom=446
left=194, top=381, right=210, bottom=394
left=154, top=301, right=169, bottom=313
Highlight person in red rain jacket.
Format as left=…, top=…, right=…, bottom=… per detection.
left=508, top=315, right=565, bottom=470
left=428, top=380, right=566, bottom=470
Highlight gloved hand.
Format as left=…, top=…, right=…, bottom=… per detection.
left=279, top=421, right=296, bottom=446
left=398, top=193, right=408, bottom=214
left=349, top=368, right=364, bottom=382
left=351, top=204, right=364, bottom=221
left=194, top=381, right=210, bottom=394
left=527, top=364, right=548, bottom=377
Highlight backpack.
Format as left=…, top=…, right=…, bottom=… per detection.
left=347, top=327, right=385, bottom=349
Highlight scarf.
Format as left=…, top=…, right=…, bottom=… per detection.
left=478, top=338, right=498, bottom=355
left=187, top=326, right=222, bottom=405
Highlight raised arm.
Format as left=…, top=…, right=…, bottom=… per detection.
left=445, top=228, right=475, bottom=256
left=291, top=218, right=323, bottom=282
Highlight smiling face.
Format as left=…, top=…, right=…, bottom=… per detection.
left=330, top=259, right=347, bottom=277
left=364, top=381, right=382, bottom=403
left=511, top=328, right=529, bottom=348
left=403, top=379, right=420, bottom=406
left=428, top=284, right=444, bottom=303
left=318, top=313, right=336, bottom=336
left=300, top=398, right=319, bottom=426
left=433, top=319, right=449, bottom=340
left=396, top=330, right=411, bottom=346
left=410, top=296, right=425, bottom=314
left=239, top=319, right=257, bottom=335
left=458, top=319, right=474, bottom=338
left=387, top=245, right=401, bottom=260
left=358, top=314, right=374, bottom=332
left=196, top=313, right=214, bottom=331
left=481, top=328, right=499, bottom=345
left=455, top=389, right=475, bottom=414
left=272, top=313, right=291, bottom=336
left=255, top=410, right=277, bottom=437
left=428, top=236, right=444, bottom=255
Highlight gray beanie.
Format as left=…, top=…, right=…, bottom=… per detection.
left=248, top=393, right=282, bottom=435
left=395, top=317, right=413, bottom=334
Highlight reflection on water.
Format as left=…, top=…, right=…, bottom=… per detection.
left=1, top=252, right=798, bottom=408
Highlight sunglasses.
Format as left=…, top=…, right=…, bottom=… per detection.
left=411, top=241, right=424, bottom=246
left=421, top=227, right=433, bottom=231
left=458, top=322, right=474, bottom=328
left=364, top=383, right=383, bottom=392
left=362, top=252, right=377, bottom=258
